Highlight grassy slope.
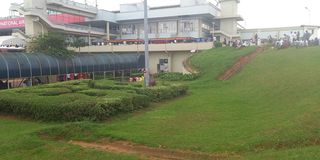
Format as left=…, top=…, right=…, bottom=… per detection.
left=86, top=47, right=319, bottom=158
left=0, top=119, right=138, bottom=160
left=1, top=47, right=320, bottom=159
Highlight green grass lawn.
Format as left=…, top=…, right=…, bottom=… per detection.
left=0, top=119, right=139, bottom=160
left=1, top=46, right=320, bottom=159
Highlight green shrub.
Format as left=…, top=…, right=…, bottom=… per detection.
left=88, top=80, right=136, bottom=90
left=0, top=92, right=103, bottom=121
left=135, top=84, right=188, bottom=102
left=79, top=89, right=109, bottom=97
left=214, top=42, right=223, bottom=48
left=40, top=88, right=72, bottom=96
left=0, top=79, right=187, bottom=122
left=157, top=72, right=199, bottom=81
left=15, top=87, right=72, bottom=96
left=95, top=94, right=150, bottom=117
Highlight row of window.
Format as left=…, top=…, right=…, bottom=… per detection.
left=120, top=20, right=211, bottom=35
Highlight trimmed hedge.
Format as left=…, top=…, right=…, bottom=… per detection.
left=157, top=72, right=199, bottom=81
left=0, top=79, right=188, bottom=121
left=135, top=84, right=188, bottom=102
left=0, top=92, right=102, bottom=121
left=214, top=42, right=223, bottom=48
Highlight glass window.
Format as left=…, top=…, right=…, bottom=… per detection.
left=149, top=23, right=157, bottom=34
left=180, top=20, right=196, bottom=33
left=121, top=24, right=137, bottom=35
left=159, top=21, right=177, bottom=34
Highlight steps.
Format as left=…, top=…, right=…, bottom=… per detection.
left=218, top=47, right=266, bottom=81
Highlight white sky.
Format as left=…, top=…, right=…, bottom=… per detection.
left=1, top=0, right=320, bottom=29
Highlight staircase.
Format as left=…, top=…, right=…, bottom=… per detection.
left=10, top=3, right=105, bottom=36
left=12, top=29, right=29, bottom=40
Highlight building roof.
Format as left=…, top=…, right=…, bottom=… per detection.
left=0, top=36, right=25, bottom=46
left=240, top=25, right=320, bottom=32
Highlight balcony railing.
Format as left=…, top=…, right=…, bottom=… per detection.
left=47, top=0, right=98, bottom=13
left=63, top=23, right=105, bottom=33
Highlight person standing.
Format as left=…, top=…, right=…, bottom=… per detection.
left=297, top=31, right=300, bottom=41
left=254, top=33, right=258, bottom=45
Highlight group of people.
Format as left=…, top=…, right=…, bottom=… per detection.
left=58, top=73, right=90, bottom=82
left=129, top=76, right=144, bottom=82
left=272, top=31, right=319, bottom=49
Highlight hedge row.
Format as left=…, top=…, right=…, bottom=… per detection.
left=157, top=72, right=199, bottom=81
left=0, top=80, right=188, bottom=121
left=135, top=84, right=188, bottom=102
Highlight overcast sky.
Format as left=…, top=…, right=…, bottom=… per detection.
left=1, top=0, right=320, bottom=29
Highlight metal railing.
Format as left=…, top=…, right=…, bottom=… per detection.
left=63, top=23, right=105, bottom=33
left=12, top=29, right=30, bottom=39
left=47, top=0, right=98, bottom=13
left=11, top=3, right=105, bottom=35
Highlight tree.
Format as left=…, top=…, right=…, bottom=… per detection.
left=70, top=36, right=86, bottom=53
left=29, top=32, right=73, bottom=57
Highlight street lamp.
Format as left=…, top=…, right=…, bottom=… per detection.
left=144, top=0, right=150, bottom=87
left=212, top=21, right=215, bottom=46
left=305, top=7, right=311, bottom=25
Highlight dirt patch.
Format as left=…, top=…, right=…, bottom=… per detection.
left=69, top=140, right=239, bottom=160
left=0, top=114, right=19, bottom=120
left=218, top=47, right=266, bottom=81
left=253, top=138, right=320, bottom=152
left=183, top=56, right=199, bottom=74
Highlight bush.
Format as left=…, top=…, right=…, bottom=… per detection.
left=79, top=89, right=109, bottom=97
left=88, top=80, right=138, bottom=90
left=95, top=93, right=150, bottom=117
left=40, top=88, right=73, bottom=96
left=135, top=84, right=188, bottom=102
left=157, top=72, right=199, bottom=81
left=0, top=79, right=188, bottom=122
left=214, top=42, right=223, bottom=48
left=0, top=92, right=102, bottom=121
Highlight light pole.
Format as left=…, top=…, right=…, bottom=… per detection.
left=144, top=0, right=150, bottom=87
left=305, top=7, right=311, bottom=25
left=88, top=24, right=92, bottom=46
left=212, top=21, right=215, bottom=46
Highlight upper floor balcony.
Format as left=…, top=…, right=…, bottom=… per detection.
left=46, top=0, right=98, bottom=18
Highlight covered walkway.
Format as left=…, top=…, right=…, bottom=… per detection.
left=0, top=52, right=145, bottom=88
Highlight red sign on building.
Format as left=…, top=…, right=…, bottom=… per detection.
left=0, top=17, right=25, bottom=29
left=0, top=14, right=85, bottom=29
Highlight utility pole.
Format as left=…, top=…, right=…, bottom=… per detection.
left=305, top=7, right=311, bottom=25
left=144, top=0, right=150, bottom=87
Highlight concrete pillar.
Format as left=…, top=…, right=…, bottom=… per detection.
left=177, top=20, right=181, bottom=37
left=106, top=22, right=110, bottom=41
left=88, top=24, right=92, bottom=45
left=198, top=19, right=201, bottom=39
left=219, top=0, right=241, bottom=41
left=25, top=16, right=48, bottom=37
left=24, top=0, right=48, bottom=37
left=156, top=22, right=159, bottom=38
left=168, top=52, right=173, bottom=72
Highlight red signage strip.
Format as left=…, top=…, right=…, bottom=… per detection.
left=0, top=17, right=24, bottom=29
left=0, top=14, right=85, bottom=29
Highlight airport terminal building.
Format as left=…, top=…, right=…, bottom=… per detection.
left=3, top=0, right=242, bottom=43
left=0, top=0, right=244, bottom=74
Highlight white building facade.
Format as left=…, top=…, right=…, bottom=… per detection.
left=8, top=0, right=243, bottom=43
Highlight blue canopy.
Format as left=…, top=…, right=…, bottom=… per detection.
left=0, top=52, right=145, bottom=79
